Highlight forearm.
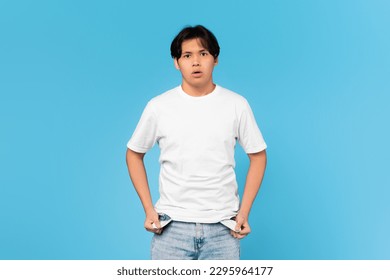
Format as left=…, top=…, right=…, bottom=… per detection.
left=126, top=148, right=154, bottom=213
left=239, top=150, right=267, bottom=217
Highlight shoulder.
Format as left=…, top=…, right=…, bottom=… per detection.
left=147, top=86, right=180, bottom=108
left=142, top=86, right=180, bottom=114
left=216, top=85, right=249, bottom=107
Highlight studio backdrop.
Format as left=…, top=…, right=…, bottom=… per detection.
left=1, top=0, right=389, bottom=259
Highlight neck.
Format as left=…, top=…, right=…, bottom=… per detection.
left=181, top=82, right=216, bottom=97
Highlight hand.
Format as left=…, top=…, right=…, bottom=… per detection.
left=144, top=209, right=162, bottom=235
left=231, top=213, right=251, bottom=239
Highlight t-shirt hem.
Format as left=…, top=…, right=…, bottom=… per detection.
left=156, top=209, right=238, bottom=224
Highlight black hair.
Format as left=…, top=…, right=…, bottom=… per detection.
left=170, top=25, right=220, bottom=60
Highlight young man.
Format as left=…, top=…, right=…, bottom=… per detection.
left=126, top=25, right=267, bottom=260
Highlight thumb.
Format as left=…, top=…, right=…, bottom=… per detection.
left=234, top=219, right=243, bottom=232
left=152, top=217, right=162, bottom=229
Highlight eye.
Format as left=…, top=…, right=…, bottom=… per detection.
left=200, top=52, right=208, bottom=56
left=183, top=54, right=191, bottom=59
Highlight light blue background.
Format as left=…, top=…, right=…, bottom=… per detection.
left=1, top=0, right=389, bottom=260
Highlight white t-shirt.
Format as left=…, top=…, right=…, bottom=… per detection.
left=127, top=85, right=267, bottom=223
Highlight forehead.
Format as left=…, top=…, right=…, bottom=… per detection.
left=181, top=38, right=207, bottom=52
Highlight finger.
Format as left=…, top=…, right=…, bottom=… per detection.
left=145, top=220, right=159, bottom=231
left=145, top=225, right=155, bottom=232
left=235, top=232, right=248, bottom=239
left=234, top=222, right=243, bottom=233
left=145, top=224, right=162, bottom=234
left=151, top=222, right=162, bottom=231
left=154, top=219, right=162, bottom=229
left=231, top=230, right=237, bottom=238
left=239, top=227, right=250, bottom=235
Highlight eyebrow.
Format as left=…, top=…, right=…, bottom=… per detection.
left=182, top=49, right=208, bottom=54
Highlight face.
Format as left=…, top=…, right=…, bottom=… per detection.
left=174, top=38, right=218, bottom=93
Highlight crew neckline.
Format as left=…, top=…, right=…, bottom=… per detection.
left=178, top=84, right=220, bottom=100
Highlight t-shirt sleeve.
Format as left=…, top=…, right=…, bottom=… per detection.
left=237, top=99, right=267, bottom=154
left=127, top=101, right=158, bottom=153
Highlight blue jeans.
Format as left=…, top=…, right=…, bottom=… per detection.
left=151, top=216, right=240, bottom=260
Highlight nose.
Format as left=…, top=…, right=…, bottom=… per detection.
left=192, top=54, right=200, bottom=66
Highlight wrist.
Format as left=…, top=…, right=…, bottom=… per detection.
left=144, top=205, right=155, bottom=215
left=237, top=209, right=249, bottom=219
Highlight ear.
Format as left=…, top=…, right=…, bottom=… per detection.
left=214, top=56, right=219, bottom=66
left=174, top=58, right=180, bottom=70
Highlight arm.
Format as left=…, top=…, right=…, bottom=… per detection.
left=232, top=149, right=267, bottom=239
left=126, top=148, right=162, bottom=234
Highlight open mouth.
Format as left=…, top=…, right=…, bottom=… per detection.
left=192, top=71, right=202, bottom=76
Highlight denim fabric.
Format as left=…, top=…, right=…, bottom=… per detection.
left=151, top=219, right=240, bottom=260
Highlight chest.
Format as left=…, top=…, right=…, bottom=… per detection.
left=157, top=102, right=238, bottom=147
